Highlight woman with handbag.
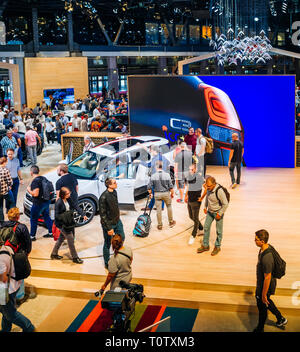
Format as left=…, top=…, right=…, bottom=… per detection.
left=50, top=187, right=87, bottom=264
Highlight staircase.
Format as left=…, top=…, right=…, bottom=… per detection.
left=25, top=268, right=299, bottom=316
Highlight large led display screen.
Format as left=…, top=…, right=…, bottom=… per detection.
left=43, top=88, right=75, bottom=105
left=128, top=75, right=295, bottom=168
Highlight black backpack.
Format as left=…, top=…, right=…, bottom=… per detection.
left=0, top=249, right=31, bottom=281
left=41, top=176, right=55, bottom=201
left=261, top=245, right=286, bottom=279
left=215, top=185, right=230, bottom=206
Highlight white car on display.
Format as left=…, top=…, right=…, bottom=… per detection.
left=23, top=135, right=174, bottom=227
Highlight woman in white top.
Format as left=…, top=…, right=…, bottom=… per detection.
left=108, top=101, right=116, bottom=116
left=45, top=118, right=56, bottom=144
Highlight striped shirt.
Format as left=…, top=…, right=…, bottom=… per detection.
left=0, top=136, right=17, bottom=156
left=0, top=166, right=13, bottom=196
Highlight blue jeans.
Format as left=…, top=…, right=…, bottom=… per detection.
left=16, top=280, right=25, bottom=300
left=229, top=161, right=241, bottom=184
left=203, top=211, right=224, bottom=248
left=0, top=290, right=35, bottom=332
left=102, top=219, right=125, bottom=267
left=17, top=146, right=23, bottom=167
left=27, top=145, right=37, bottom=164
left=30, top=201, right=53, bottom=237
left=11, top=177, right=20, bottom=207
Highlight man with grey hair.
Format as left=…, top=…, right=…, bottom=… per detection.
left=148, top=160, right=176, bottom=230
left=197, top=176, right=229, bottom=256
left=71, top=113, right=81, bottom=132
left=83, top=136, right=95, bottom=153
left=228, top=133, right=244, bottom=189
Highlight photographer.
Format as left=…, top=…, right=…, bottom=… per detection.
left=101, top=234, right=132, bottom=291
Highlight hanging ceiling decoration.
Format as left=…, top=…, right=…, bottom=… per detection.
left=209, top=0, right=273, bottom=66
left=210, top=28, right=273, bottom=66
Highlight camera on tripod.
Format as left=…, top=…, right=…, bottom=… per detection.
left=94, top=281, right=145, bottom=332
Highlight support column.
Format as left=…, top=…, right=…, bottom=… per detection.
left=67, top=11, right=74, bottom=53
left=158, top=57, right=168, bottom=75
left=267, top=59, right=273, bottom=74
left=32, top=8, right=39, bottom=54
left=107, top=57, right=119, bottom=98
left=15, top=58, right=26, bottom=106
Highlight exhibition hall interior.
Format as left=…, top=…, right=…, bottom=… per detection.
left=0, top=0, right=300, bottom=333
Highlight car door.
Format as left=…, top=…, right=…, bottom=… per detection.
left=98, top=153, right=136, bottom=211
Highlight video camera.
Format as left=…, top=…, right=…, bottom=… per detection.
left=94, top=281, right=145, bottom=332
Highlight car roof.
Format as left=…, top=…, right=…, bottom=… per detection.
left=90, top=135, right=168, bottom=157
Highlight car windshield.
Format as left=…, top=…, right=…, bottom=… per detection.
left=100, top=138, right=161, bottom=153
left=68, top=151, right=110, bottom=179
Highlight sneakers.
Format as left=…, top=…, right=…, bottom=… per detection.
left=30, top=236, right=36, bottom=242
left=188, top=236, right=195, bottom=245
left=157, top=225, right=163, bottom=230
left=169, top=220, right=176, bottom=228
left=276, top=317, right=288, bottom=328
left=231, top=183, right=237, bottom=189
left=43, top=233, right=53, bottom=238
left=73, top=257, right=83, bottom=264
left=197, top=245, right=210, bottom=253
left=211, top=247, right=221, bottom=256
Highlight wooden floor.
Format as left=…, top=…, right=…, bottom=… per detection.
left=19, top=163, right=300, bottom=296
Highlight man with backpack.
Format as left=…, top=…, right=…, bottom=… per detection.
left=253, top=229, right=287, bottom=332
left=197, top=176, right=229, bottom=256
left=0, top=207, right=35, bottom=332
left=27, top=165, right=54, bottom=241
left=0, top=207, right=32, bottom=305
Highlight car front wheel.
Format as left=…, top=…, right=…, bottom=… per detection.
left=74, top=198, right=96, bottom=227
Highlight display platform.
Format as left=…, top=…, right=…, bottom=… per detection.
left=22, top=166, right=300, bottom=315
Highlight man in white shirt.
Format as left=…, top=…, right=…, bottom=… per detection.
left=0, top=245, right=35, bottom=332
left=71, top=113, right=81, bottom=132
left=13, top=119, right=26, bottom=134
left=93, top=106, right=101, bottom=118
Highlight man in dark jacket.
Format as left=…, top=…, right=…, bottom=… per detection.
left=99, top=178, right=125, bottom=269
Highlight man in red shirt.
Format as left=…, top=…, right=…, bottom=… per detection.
left=184, top=127, right=197, bottom=154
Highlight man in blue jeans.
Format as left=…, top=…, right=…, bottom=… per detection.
left=197, top=176, right=229, bottom=256
left=99, top=178, right=125, bottom=269
left=27, top=165, right=53, bottom=241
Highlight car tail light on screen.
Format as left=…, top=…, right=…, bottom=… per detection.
left=203, top=85, right=241, bottom=130
left=202, top=85, right=242, bottom=145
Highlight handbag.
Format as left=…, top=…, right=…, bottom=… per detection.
left=52, top=223, right=61, bottom=241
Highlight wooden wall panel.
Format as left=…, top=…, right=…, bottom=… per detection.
left=24, top=57, right=89, bottom=108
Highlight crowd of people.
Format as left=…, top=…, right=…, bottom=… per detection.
left=0, top=96, right=288, bottom=333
